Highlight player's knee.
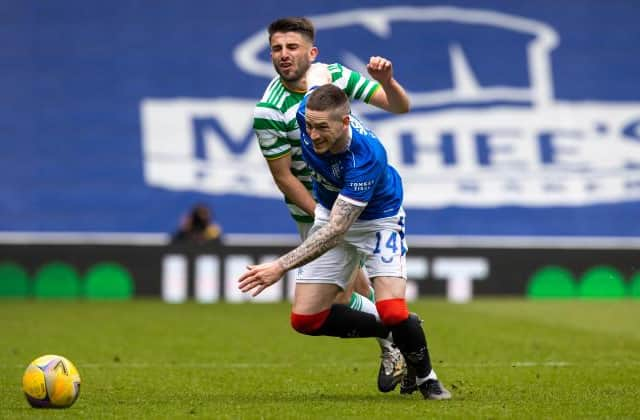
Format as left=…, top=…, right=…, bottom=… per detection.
left=290, top=310, right=330, bottom=335
left=375, top=298, right=409, bottom=326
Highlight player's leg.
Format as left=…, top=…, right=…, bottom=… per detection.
left=338, top=266, right=405, bottom=392
left=296, top=217, right=388, bottom=333
left=291, top=283, right=389, bottom=338
left=372, top=277, right=449, bottom=399
left=299, top=220, right=374, bottom=313
left=340, top=266, right=378, bottom=319
left=353, top=266, right=376, bottom=303
left=290, top=242, right=389, bottom=339
left=333, top=263, right=360, bottom=304
left=328, top=262, right=405, bottom=392
left=358, top=210, right=450, bottom=400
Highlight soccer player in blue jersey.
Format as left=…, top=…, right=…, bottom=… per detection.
left=240, top=73, right=451, bottom=399
left=254, top=16, right=410, bottom=392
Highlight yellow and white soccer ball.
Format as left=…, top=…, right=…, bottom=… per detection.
left=22, top=354, right=81, bottom=408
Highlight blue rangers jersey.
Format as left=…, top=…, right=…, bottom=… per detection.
left=296, top=95, right=403, bottom=220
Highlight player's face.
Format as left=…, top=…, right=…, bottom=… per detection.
left=270, top=32, right=318, bottom=84
left=305, top=109, right=349, bottom=154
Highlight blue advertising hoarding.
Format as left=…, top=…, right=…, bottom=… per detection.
left=1, top=1, right=639, bottom=238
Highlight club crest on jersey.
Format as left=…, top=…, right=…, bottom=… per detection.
left=330, top=162, right=341, bottom=179
left=311, top=169, right=340, bottom=192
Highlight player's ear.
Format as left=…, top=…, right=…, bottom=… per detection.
left=309, top=46, right=319, bottom=61
left=342, top=114, right=350, bottom=128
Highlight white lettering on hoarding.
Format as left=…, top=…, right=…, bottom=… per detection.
left=140, top=6, right=640, bottom=207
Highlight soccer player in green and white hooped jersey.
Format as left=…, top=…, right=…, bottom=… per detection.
left=255, top=63, right=380, bottom=222
left=253, top=17, right=411, bottom=393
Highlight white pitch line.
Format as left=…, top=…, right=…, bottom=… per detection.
left=8, top=361, right=640, bottom=369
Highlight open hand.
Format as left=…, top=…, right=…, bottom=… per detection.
left=238, top=261, right=285, bottom=297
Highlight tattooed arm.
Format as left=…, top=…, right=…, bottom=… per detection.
left=238, top=196, right=364, bottom=296
left=279, top=196, right=364, bottom=271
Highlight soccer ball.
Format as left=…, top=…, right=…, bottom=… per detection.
left=22, top=354, right=81, bottom=408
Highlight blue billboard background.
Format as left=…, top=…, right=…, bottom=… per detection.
left=1, top=0, right=639, bottom=237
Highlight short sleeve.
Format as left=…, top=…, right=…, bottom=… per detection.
left=327, top=63, right=380, bottom=103
left=253, top=103, right=292, bottom=160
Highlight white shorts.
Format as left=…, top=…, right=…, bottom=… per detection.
left=296, top=205, right=408, bottom=289
left=295, top=220, right=313, bottom=241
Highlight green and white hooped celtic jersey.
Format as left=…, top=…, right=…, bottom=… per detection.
left=253, top=63, right=380, bottom=223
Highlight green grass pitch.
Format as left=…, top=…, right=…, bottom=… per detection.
left=1, top=299, right=639, bottom=419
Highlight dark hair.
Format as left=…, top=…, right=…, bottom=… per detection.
left=190, top=204, right=212, bottom=231
left=268, top=17, right=315, bottom=43
left=306, top=85, right=350, bottom=117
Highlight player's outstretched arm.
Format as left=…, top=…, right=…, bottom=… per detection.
left=266, top=154, right=316, bottom=217
left=238, top=197, right=364, bottom=296
left=277, top=196, right=363, bottom=271
left=237, top=259, right=285, bottom=297
left=366, top=56, right=410, bottom=114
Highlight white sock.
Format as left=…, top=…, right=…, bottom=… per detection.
left=416, top=369, right=438, bottom=385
